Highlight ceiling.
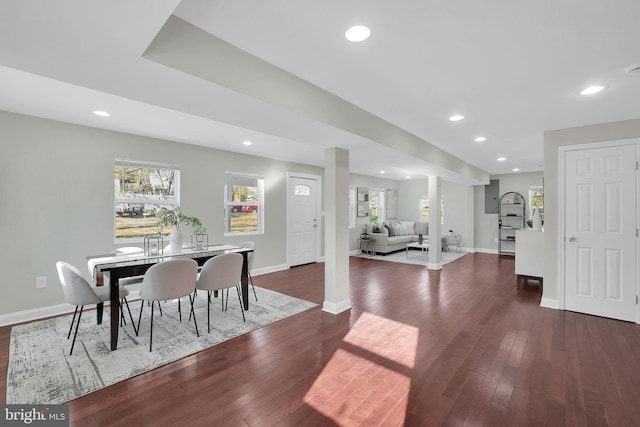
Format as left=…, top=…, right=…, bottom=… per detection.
left=1, top=0, right=639, bottom=185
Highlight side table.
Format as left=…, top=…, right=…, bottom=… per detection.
left=444, top=235, right=462, bottom=252
left=358, top=238, right=375, bottom=256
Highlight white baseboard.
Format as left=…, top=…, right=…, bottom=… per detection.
left=474, top=248, right=499, bottom=254
left=0, top=289, right=143, bottom=327
left=540, top=297, right=560, bottom=309
left=251, top=264, right=289, bottom=276
left=322, top=298, right=352, bottom=315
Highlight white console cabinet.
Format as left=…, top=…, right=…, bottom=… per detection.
left=515, top=230, right=544, bottom=289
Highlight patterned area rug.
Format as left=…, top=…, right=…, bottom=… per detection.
left=355, top=249, right=468, bottom=266
left=7, top=287, right=317, bottom=404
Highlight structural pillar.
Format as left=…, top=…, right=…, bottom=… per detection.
left=428, top=175, right=442, bottom=269
left=323, top=147, right=351, bottom=314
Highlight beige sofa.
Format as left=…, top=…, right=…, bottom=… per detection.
left=363, top=221, right=428, bottom=254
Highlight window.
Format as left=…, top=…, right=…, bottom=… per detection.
left=369, top=189, right=385, bottom=223
left=419, top=197, right=444, bottom=224
left=349, top=186, right=356, bottom=229
left=224, top=172, right=264, bottom=235
left=114, top=159, right=179, bottom=241
left=528, top=186, right=544, bottom=219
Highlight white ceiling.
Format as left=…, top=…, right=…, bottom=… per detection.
left=1, top=0, right=639, bottom=185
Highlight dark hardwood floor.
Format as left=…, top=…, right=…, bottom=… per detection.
left=3, top=253, right=640, bottom=426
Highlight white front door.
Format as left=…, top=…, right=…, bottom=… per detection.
left=564, top=144, right=637, bottom=322
left=287, top=175, right=319, bottom=267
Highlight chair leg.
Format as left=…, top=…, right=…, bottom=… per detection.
left=137, top=300, right=144, bottom=336
left=207, top=291, right=211, bottom=333
left=235, top=285, right=246, bottom=321
left=188, top=294, right=199, bottom=337
left=149, top=301, right=155, bottom=352
left=119, top=300, right=126, bottom=326
left=249, top=272, right=257, bottom=301
left=69, top=305, right=84, bottom=355
left=67, top=305, right=79, bottom=339
left=122, top=297, right=137, bottom=335
left=178, top=298, right=182, bottom=322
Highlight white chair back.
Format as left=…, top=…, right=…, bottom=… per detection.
left=140, top=259, right=198, bottom=301
left=56, top=261, right=102, bottom=306
left=197, top=253, right=243, bottom=292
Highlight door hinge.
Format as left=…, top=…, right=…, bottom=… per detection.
left=636, top=295, right=638, bottom=304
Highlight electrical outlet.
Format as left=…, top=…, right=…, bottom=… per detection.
left=494, top=238, right=499, bottom=243
left=36, top=276, right=47, bottom=289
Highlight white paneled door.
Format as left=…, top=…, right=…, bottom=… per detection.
left=287, top=175, right=319, bottom=267
left=564, top=144, right=637, bottom=322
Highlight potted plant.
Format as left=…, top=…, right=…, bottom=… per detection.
left=156, top=207, right=204, bottom=252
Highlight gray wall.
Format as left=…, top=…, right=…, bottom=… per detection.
left=0, top=110, right=323, bottom=315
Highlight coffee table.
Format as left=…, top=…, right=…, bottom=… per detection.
left=406, top=241, right=429, bottom=258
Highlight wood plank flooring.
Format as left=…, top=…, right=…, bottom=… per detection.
left=3, top=253, right=640, bottom=426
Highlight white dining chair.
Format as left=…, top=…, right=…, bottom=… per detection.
left=238, top=241, right=257, bottom=301
left=196, top=252, right=245, bottom=333
left=137, top=258, right=199, bottom=351
left=56, top=261, right=136, bottom=355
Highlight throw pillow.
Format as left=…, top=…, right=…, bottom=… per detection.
left=384, top=223, right=394, bottom=237
left=401, top=221, right=415, bottom=234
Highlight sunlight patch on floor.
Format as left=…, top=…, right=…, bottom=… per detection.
left=304, top=312, right=418, bottom=425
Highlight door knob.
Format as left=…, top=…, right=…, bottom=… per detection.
left=569, top=237, right=576, bottom=242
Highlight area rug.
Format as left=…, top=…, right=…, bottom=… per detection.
left=355, top=249, right=468, bottom=266
left=6, top=287, right=317, bottom=404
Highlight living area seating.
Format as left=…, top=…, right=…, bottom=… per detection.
left=364, top=221, right=428, bottom=254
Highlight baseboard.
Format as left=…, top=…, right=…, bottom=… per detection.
left=474, top=248, right=499, bottom=254
left=0, top=289, right=143, bottom=327
left=252, top=264, right=289, bottom=276
left=322, top=298, right=352, bottom=315
left=540, top=297, right=560, bottom=309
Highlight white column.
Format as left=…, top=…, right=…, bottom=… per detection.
left=323, top=147, right=351, bottom=314
left=428, top=175, right=442, bottom=269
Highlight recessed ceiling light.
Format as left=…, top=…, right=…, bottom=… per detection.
left=449, top=114, right=464, bottom=122
left=92, top=110, right=110, bottom=117
left=406, top=175, right=411, bottom=179
left=474, top=136, right=487, bottom=142
left=379, top=170, right=386, bottom=174
left=579, top=85, right=605, bottom=95
left=497, top=157, right=506, bottom=162
left=512, top=168, right=520, bottom=172
left=345, top=25, right=371, bottom=42
left=242, top=140, right=253, bottom=146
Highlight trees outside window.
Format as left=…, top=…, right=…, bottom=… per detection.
left=114, top=160, right=179, bottom=241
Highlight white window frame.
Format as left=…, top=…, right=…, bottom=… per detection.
left=224, top=172, right=264, bottom=236
left=528, top=186, right=544, bottom=220
left=369, top=188, right=385, bottom=223
left=419, top=197, right=445, bottom=224
left=114, top=159, right=180, bottom=242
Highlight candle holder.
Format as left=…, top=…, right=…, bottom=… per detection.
left=192, top=233, right=208, bottom=250
left=144, top=233, right=163, bottom=256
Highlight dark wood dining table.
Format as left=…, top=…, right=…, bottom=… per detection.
left=88, top=245, right=253, bottom=351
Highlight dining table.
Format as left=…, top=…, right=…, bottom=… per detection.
left=87, top=245, right=253, bottom=351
